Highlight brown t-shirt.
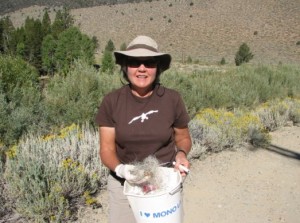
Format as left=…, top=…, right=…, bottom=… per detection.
left=95, top=84, right=190, bottom=164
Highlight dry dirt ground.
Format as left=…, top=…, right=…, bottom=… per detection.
left=76, top=126, right=300, bottom=223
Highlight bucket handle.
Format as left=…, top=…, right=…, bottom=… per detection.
left=169, top=182, right=183, bottom=195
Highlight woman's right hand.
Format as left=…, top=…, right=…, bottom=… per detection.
left=115, top=164, right=150, bottom=184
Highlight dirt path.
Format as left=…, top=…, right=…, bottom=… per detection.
left=76, top=126, right=300, bottom=223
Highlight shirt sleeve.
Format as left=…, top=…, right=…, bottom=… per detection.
left=173, top=92, right=190, bottom=128
left=95, top=94, right=115, bottom=127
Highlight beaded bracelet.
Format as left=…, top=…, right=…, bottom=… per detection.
left=176, top=149, right=187, bottom=157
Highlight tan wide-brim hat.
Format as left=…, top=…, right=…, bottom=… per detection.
left=114, top=35, right=172, bottom=72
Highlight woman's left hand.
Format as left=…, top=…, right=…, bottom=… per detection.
left=174, top=151, right=190, bottom=176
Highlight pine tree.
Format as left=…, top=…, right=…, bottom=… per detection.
left=42, top=10, right=51, bottom=37
left=51, top=7, right=74, bottom=39
left=235, top=43, right=254, bottom=66
left=24, top=17, right=43, bottom=70
left=0, top=19, right=3, bottom=52
left=0, top=17, right=15, bottom=53
left=9, top=27, right=26, bottom=56
left=101, top=50, right=114, bottom=73
left=105, top=39, right=115, bottom=52
left=41, top=34, right=57, bottom=75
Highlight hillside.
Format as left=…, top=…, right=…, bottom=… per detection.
left=3, top=0, right=300, bottom=64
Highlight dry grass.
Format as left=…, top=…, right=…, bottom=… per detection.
left=3, top=0, right=300, bottom=64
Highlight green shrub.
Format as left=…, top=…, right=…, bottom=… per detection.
left=0, top=55, right=39, bottom=97
left=0, top=55, right=41, bottom=146
left=162, top=64, right=300, bottom=118
left=43, top=60, right=120, bottom=128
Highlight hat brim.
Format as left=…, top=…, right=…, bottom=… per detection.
left=114, top=49, right=171, bottom=72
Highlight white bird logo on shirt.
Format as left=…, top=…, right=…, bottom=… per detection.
left=128, top=110, right=159, bottom=124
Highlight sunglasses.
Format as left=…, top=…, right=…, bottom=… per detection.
left=127, top=58, right=158, bottom=68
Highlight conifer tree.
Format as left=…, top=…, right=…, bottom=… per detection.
left=41, top=34, right=57, bottom=75
left=101, top=39, right=116, bottom=73
left=42, top=10, right=51, bottom=36
left=0, top=19, right=3, bottom=52
left=51, top=7, right=74, bottom=38
left=101, top=49, right=114, bottom=73
left=105, top=39, right=115, bottom=52
left=0, top=17, right=15, bottom=53
left=24, top=17, right=43, bottom=70
left=235, top=43, right=254, bottom=66
left=9, top=27, right=26, bottom=56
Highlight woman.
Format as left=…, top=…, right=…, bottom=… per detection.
left=95, top=35, right=192, bottom=223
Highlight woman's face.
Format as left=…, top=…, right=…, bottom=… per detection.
left=126, top=57, right=158, bottom=92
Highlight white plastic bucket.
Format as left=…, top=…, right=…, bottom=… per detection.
left=123, top=167, right=183, bottom=223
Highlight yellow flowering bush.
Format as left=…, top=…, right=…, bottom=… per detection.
left=4, top=124, right=107, bottom=222
left=5, top=145, right=17, bottom=159
left=83, top=191, right=98, bottom=207
left=256, top=98, right=292, bottom=131
left=190, top=98, right=300, bottom=155
left=191, top=108, right=270, bottom=152
left=42, top=123, right=79, bottom=141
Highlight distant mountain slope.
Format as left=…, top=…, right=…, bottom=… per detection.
left=3, top=0, right=300, bottom=64
left=0, top=0, right=143, bottom=15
